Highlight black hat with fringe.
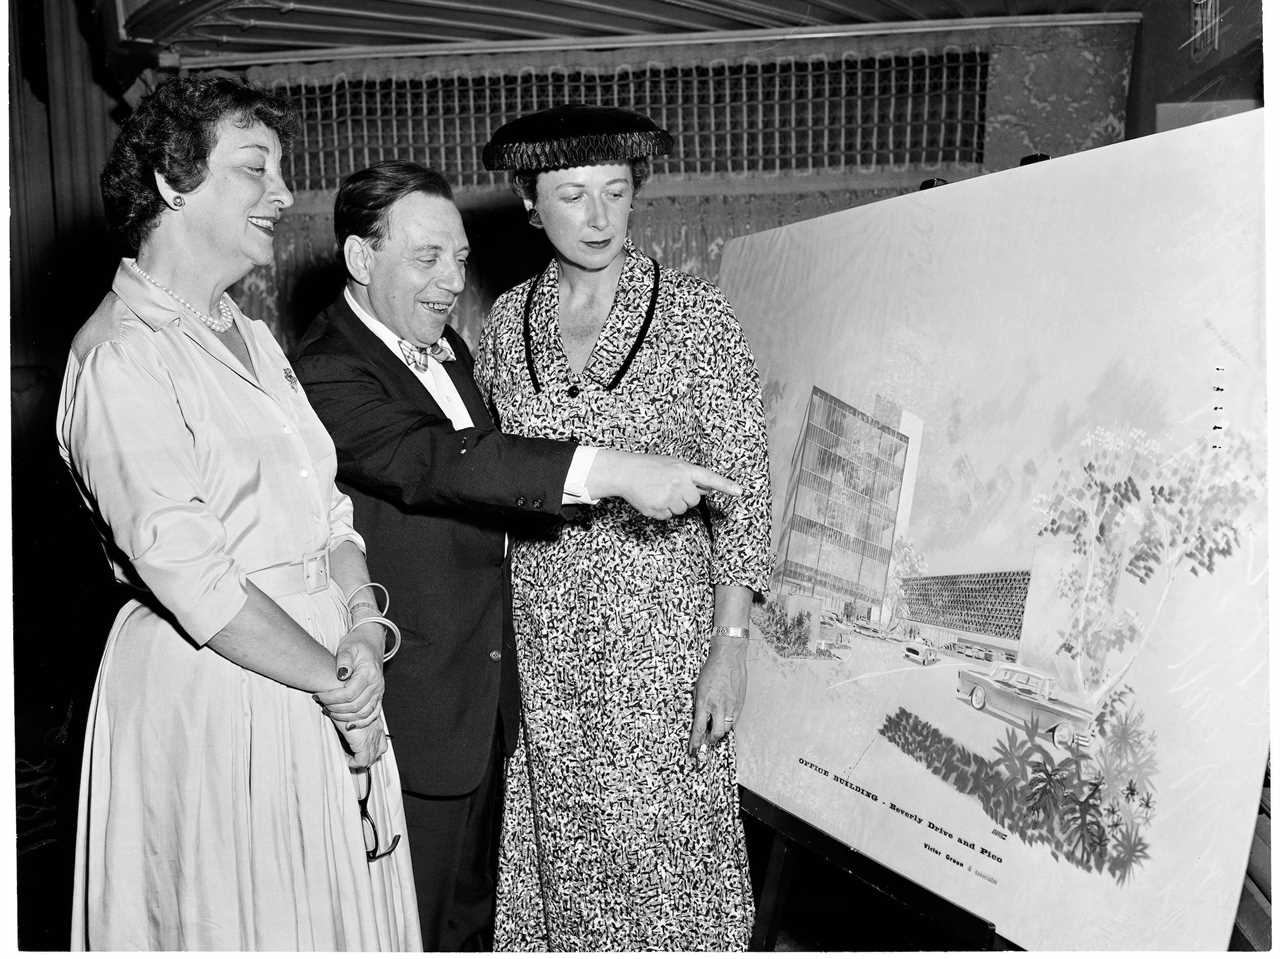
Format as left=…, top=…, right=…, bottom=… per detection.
left=481, top=104, right=673, bottom=172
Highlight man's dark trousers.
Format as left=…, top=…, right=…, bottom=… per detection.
left=294, top=297, right=575, bottom=949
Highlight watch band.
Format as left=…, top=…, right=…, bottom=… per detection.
left=710, top=625, right=750, bottom=640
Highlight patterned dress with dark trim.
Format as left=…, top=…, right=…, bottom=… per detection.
left=475, top=240, right=772, bottom=951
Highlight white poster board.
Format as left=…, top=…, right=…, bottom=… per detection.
left=721, top=110, right=1267, bottom=950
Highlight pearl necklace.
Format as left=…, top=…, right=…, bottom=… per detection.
left=128, top=260, right=235, bottom=333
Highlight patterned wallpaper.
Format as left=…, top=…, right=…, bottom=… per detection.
left=228, top=20, right=1136, bottom=353
left=243, top=187, right=906, bottom=352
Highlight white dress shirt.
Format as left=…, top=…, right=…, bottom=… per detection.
left=345, top=287, right=597, bottom=503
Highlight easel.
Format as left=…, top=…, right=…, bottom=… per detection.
left=742, top=788, right=1016, bottom=950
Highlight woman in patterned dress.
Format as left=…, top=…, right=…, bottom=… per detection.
left=59, top=77, right=419, bottom=949
left=476, top=105, right=772, bottom=950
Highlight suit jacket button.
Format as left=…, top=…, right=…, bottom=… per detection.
left=489, top=650, right=502, bottom=661
left=515, top=495, right=526, bottom=507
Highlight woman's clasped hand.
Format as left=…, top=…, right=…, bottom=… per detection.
left=316, top=619, right=392, bottom=766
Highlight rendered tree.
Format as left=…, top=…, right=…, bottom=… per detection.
left=1035, top=426, right=1262, bottom=701
left=761, top=376, right=787, bottom=433
left=884, top=538, right=927, bottom=636
left=758, top=601, right=812, bottom=658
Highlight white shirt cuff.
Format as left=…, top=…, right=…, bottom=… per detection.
left=564, top=446, right=600, bottom=504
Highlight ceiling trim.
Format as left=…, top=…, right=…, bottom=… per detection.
left=653, top=0, right=808, bottom=28
left=162, top=11, right=1143, bottom=68
left=122, top=0, right=235, bottom=40
left=526, top=0, right=751, bottom=31
left=216, top=2, right=594, bottom=41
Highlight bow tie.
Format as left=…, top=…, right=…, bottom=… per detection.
left=398, top=337, right=456, bottom=370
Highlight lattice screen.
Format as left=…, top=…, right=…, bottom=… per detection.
left=261, top=49, right=988, bottom=192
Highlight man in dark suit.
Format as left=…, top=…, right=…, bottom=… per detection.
left=293, top=161, right=736, bottom=951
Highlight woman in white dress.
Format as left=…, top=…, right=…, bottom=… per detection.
left=58, top=76, right=420, bottom=950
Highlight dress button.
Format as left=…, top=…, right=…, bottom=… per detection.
left=515, top=496, right=526, bottom=507
left=567, top=385, right=580, bottom=398
left=299, top=468, right=310, bottom=478
left=489, top=650, right=502, bottom=662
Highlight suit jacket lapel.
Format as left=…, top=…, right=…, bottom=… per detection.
left=439, top=327, right=494, bottom=429
left=325, top=298, right=491, bottom=428
left=324, top=297, right=440, bottom=408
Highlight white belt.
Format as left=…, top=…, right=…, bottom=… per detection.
left=246, top=547, right=331, bottom=597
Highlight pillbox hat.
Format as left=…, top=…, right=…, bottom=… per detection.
left=482, top=104, right=673, bottom=172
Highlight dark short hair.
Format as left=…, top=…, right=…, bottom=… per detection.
left=510, top=158, right=651, bottom=205
left=100, top=76, right=298, bottom=251
left=333, top=161, right=455, bottom=249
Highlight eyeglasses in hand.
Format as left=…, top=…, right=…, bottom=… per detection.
left=358, top=768, right=402, bottom=863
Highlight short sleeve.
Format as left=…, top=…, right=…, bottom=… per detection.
left=689, top=284, right=773, bottom=594
left=58, top=339, right=248, bottom=644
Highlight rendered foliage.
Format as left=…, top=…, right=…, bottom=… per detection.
left=879, top=708, right=1155, bottom=883
left=1036, top=427, right=1262, bottom=702
left=885, top=539, right=928, bottom=637
left=758, top=600, right=813, bottom=658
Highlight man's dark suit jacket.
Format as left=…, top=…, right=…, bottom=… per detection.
left=293, top=295, right=576, bottom=796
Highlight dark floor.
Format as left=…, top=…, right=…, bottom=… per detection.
left=740, top=808, right=1009, bottom=951
left=741, top=803, right=1269, bottom=952
left=16, top=701, right=81, bottom=950
left=16, top=782, right=1267, bottom=950
left=20, top=800, right=980, bottom=950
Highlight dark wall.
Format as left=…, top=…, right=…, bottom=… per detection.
left=1126, top=1, right=1264, bottom=137
left=10, top=0, right=124, bottom=948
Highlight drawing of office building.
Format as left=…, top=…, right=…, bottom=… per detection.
left=774, top=387, right=921, bottom=622
left=899, top=570, right=1030, bottom=662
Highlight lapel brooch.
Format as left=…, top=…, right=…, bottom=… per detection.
left=282, top=367, right=301, bottom=392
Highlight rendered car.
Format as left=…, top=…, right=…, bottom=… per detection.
left=903, top=643, right=940, bottom=666
left=955, top=663, right=1095, bottom=749
left=852, top=621, right=890, bottom=642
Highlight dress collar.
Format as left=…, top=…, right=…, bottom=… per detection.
left=112, top=257, right=248, bottom=335
left=112, top=258, right=183, bottom=331
left=111, top=257, right=268, bottom=392
left=524, top=239, right=660, bottom=392
left=530, top=238, right=652, bottom=306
